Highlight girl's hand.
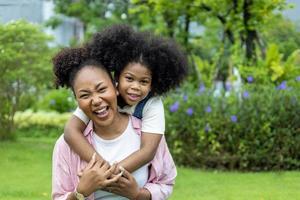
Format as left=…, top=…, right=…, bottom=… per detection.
left=104, top=168, right=140, bottom=199
left=76, top=153, right=122, bottom=197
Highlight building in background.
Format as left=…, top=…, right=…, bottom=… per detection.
left=0, top=0, right=83, bottom=46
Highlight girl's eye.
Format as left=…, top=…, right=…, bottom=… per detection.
left=125, top=77, right=133, bottom=81
left=141, top=80, right=150, bottom=85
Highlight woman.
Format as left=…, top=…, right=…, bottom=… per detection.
left=52, top=47, right=176, bottom=200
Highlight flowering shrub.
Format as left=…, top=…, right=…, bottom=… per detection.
left=164, top=81, right=300, bottom=170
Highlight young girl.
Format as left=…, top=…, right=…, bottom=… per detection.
left=64, top=25, right=188, bottom=172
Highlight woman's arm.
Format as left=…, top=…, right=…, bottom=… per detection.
left=64, top=114, right=105, bottom=163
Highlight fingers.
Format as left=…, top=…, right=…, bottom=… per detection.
left=103, top=163, right=117, bottom=178
left=101, top=161, right=111, bottom=171
left=105, top=171, right=122, bottom=186
left=121, top=168, right=130, bottom=179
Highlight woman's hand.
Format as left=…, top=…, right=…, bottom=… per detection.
left=76, top=153, right=122, bottom=197
left=104, top=168, right=141, bottom=199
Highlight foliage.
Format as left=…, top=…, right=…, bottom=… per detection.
left=164, top=80, right=300, bottom=170
left=49, top=0, right=130, bottom=41
left=262, top=14, right=300, bottom=59
left=35, top=89, right=76, bottom=113
left=49, top=0, right=295, bottom=84
left=238, top=44, right=300, bottom=84
left=0, top=20, right=53, bottom=140
left=14, top=109, right=70, bottom=138
left=14, top=110, right=70, bottom=130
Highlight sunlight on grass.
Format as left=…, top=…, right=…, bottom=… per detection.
left=0, top=137, right=300, bottom=200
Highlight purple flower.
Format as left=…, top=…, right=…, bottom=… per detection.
left=183, top=95, right=188, bottom=101
left=169, top=101, right=179, bottom=112
left=198, top=84, right=206, bottom=94
left=247, top=76, right=254, bottom=83
left=205, top=123, right=211, bottom=133
left=50, top=99, right=56, bottom=105
left=205, top=106, right=212, bottom=113
left=225, top=82, right=231, bottom=91
left=243, top=91, right=250, bottom=98
left=230, top=115, right=238, bottom=123
left=296, top=76, right=300, bottom=82
left=276, top=81, right=287, bottom=90
left=186, top=107, right=193, bottom=116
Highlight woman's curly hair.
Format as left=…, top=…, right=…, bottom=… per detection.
left=87, top=24, right=188, bottom=96
left=52, top=47, right=108, bottom=89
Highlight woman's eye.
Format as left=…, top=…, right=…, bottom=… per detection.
left=98, top=87, right=107, bottom=93
left=80, top=94, right=88, bottom=99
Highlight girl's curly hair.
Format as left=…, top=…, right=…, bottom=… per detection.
left=87, top=24, right=188, bottom=95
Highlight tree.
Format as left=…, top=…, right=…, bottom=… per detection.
left=129, top=0, right=290, bottom=83
left=49, top=0, right=130, bottom=40
left=50, top=0, right=292, bottom=83
left=0, top=20, right=53, bottom=140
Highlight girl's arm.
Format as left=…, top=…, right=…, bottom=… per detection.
left=119, top=97, right=164, bottom=172
left=64, top=114, right=105, bottom=163
left=119, top=133, right=162, bottom=172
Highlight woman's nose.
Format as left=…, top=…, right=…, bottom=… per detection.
left=91, top=95, right=102, bottom=105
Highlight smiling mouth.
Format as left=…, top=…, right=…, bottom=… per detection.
left=128, top=94, right=140, bottom=101
left=93, top=106, right=109, bottom=118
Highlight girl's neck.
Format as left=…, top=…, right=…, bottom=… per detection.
left=93, top=112, right=129, bottom=140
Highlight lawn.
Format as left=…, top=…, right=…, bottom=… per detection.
left=0, top=137, right=300, bottom=200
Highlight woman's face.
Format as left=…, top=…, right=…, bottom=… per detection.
left=73, top=66, right=118, bottom=127
left=117, top=62, right=152, bottom=106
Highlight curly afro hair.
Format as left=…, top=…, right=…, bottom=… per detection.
left=87, top=24, right=188, bottom=96
left=52, top=47, right=109, bottom=89
left=142, top=36, right=188, bottom=95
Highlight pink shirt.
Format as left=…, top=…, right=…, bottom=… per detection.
left=52, top=116, right=177, bottom=200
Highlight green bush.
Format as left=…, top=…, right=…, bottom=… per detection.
left=14, top=110, right=71, bottom=138
left=165, top=81, right=300, bottom=170
left=35, top=89, right=76, bottom=113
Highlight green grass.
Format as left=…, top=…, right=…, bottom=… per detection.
left=1, top=137, right=300, bottom=200
left=0, top=137, right=55, bottom=200
left=171, top=168, right=300, bottom=200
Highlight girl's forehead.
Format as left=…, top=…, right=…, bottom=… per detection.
left=123, top=62, right=152, bottom=76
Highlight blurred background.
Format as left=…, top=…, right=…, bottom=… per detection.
left=1, top=0, right=300, bottom=199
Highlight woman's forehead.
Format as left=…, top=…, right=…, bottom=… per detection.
left=73, top=66, right=112, bottom=89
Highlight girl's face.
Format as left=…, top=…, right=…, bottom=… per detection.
left=73, top=66, right=118, bottom=128
left=117, top=62, right=152, bottom=106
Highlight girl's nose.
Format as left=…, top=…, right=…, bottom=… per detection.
left=130, top=81, right=140, bottom=90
